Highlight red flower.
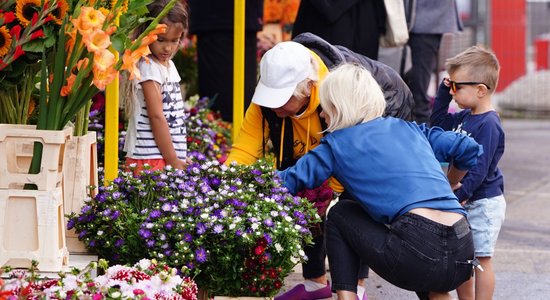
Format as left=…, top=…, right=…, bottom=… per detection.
left=2, top=12, right=16, bottom=23
left=254, top=245, right=265, bottom=255
left=9, top=25, right=21, bottom=39
left=30, top=29, right=44, bottom=40
left=13, top=45, right=24, bottom=59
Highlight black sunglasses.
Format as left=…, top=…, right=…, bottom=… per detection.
left=449, top=81, right=491, bottom=93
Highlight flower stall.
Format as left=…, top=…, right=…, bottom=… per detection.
left=0, top=0, right=182, bottom=272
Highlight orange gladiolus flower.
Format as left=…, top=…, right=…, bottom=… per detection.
left=92, top=66, right=117, bottom=90
left=83, top=29, right=111, bottom=54
left=77, top=57, right=90, bottom=70
left=73, top=7, right=105, bottom=35
left=121, top=50, right=140, bottom=80
left=60, top=73, right=77, bottom=96
left=121, top=46, right=150, bottom=80
left=93, top=49, right=115, bottom=71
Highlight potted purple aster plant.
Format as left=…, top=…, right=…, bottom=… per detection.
left=68, top=157, right=320, bottom=298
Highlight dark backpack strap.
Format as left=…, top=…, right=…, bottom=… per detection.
left=260, top=107, right=296, bottom=170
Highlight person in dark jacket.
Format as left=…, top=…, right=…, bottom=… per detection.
left=187, top=0, right=263, bottom=122
left=227, top=33, right=414, bottom=300
left=291, top=0, right=386, bottom=60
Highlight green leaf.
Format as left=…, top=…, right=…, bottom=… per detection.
left=22, top=40, right=45, bottom=53
left=110, top=34, right=126, bottom=53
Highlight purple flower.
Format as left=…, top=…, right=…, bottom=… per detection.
left=67, top=219, right=76, bottom=230
left=210, top=177, right=221, bottom=186
left=139, top=229, right=152, bottom=239
left=264, top=219, right=274, bottom=227
left=110, top=210, right=121, bottom=220
left=156, top=181, right=167, bottom=188
left=81, top=205, right=91, bottom=214
left=195, top=248, right=207, bottom=263
left=263, top=233, right=272, bottom=244
left=115, top=239, right=124, bottom=247
left=213, top=224, right=223, bottom=234
left=161, top=203, right=172, bottom=212
left=112, top=192, right=122, bottom=200
left=184, top=233, right=193, bottom=242
left=251, top=169, right=262, bottom=176
left=164, top=221, right=175, bottom=230
left=146, top=240, right=155, bottom=248
left=196, top=223, right=206, bottom=235
left=149, top=210, right=161, bottom=218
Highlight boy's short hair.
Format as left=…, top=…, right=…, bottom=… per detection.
left=445, top=45, right=500, bottom=93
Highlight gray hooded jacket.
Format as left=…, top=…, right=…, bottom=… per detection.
left=293, top=32, right=415, bottom=121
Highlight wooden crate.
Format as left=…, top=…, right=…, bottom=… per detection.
left=63, top=132, right=99, bottom=254
left=0, top=187, right=69, bottom=272
left=0, top=125, right=72, bottom=191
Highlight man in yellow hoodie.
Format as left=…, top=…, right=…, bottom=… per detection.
left=227, top=35, right=413, bottom=300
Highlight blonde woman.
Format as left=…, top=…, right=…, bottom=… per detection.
left=278, top=64, right=483, bottom=300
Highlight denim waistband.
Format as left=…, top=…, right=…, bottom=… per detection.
left=397, top=212, right=471, bottom=239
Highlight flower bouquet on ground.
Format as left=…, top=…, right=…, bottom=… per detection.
left=68, top=158, right=321, bottom=298
left=0, top=259, right=198, bottom=299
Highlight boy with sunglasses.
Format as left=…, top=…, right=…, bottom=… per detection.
left=430, top=45, right=506, bottom=300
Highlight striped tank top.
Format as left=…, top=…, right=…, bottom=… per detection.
left=124, top=59, right=187, bottom=160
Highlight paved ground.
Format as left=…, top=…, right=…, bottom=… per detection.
left=280, top=118, right=550, bottom=299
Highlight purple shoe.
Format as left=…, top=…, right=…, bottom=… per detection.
left=274, top=283, right=332, bottom=300
left=356, top=293, right=368, bottom=300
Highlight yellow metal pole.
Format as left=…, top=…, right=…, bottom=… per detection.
left=104, top=52, right=119, bottom=184
left=233, top=0, right=245, bottom=139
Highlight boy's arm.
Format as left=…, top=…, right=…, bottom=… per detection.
left=419, top=123, right=483, bottom=170
left=454, top=121, right=503, bottom=202
left=225, top=104, right=267, bottom=166
left=430, top=80, right=457, bottom=129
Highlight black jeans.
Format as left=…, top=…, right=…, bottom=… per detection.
left=326, top=200, right=474, bottom=295
left=303, top=216, right=370, bottom=280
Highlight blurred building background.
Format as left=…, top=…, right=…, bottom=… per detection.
left=438, top=0, right=550, bottom=118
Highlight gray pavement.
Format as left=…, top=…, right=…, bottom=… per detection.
left=280, top=118, right=550, bottom=299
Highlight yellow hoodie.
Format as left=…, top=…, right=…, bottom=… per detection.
left=226, top=51, right=344, bottom=193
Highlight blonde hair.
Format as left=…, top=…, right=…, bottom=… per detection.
left=445, top=45, right=500, bottom=93
left=320, top=63, right=386, bottom=132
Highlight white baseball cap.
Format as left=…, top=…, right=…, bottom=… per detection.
left=251, top=41, right=312, bottom=108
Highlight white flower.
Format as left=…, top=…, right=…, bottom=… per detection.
left=137, top=258, right=152, bottom=269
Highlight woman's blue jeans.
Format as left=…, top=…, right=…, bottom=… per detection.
left=326, top=200, right=474, bottom=295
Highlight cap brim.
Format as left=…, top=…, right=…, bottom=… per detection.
left=251, top=81, right=297, bottom=108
